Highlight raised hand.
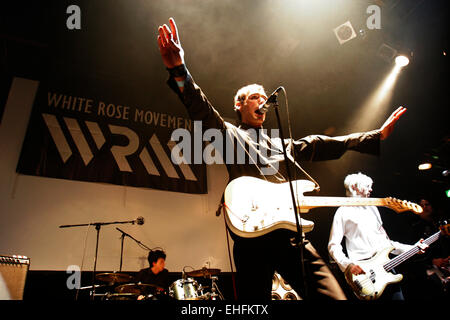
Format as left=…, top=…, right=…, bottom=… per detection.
left=379, top=106, right=407, bottom=140
left=157, top=18, right=185, bottom=69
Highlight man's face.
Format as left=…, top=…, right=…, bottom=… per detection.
left=354, top=182, right=372, bottom=198
left=152, top=258, right=165, bottom=274
left=236, top=88, right=268, bottom=127
left=419, top=199, right=433, bottom=216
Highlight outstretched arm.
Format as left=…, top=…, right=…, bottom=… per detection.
left=290, top=106, right=407, bottom=161
left=379, top=106, right=407, bottom=140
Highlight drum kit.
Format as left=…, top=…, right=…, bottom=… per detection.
left=60, top=219, right=225, bottom=301
left=80, top=267, right=224, bottom=301
left=171, top=267, right=224, bottom=300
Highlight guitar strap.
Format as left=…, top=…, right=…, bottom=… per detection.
left=285, top=139, right=321, bottom=193
left=259, top=129, right=322, bottom=192
left=214, top=134, right=322, bottom=217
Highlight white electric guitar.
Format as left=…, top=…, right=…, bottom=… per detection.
left=223, top=176, right=423, bottom=238
left=346, top=223, right=449, bottom=300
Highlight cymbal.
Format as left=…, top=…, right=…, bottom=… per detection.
left=186, top=268, right=221, bottom=277
left=115, top=283, right=163, bottom=294
left=96, top=272, right=134, bottom=283
left=78, top=284, right=108, bottom=290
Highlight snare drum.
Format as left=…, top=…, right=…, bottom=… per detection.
left=169, top=278, right=200, bottom=300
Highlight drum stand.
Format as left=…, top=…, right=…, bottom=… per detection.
left=184, top=267, right=224, bottom=300
left=210, top=276, right=224, bottom=300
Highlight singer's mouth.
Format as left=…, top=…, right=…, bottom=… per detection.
left=255, top=109, right=264, bottom=116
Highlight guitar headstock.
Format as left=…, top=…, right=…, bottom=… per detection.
left=384, top=197, right=423, bottom=214
left=439, top=220, right=450, bottom=236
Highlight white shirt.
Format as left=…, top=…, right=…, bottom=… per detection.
left=328, top=205, right=414, bottom=272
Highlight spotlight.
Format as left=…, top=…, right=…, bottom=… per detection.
left=395, top=55, right=409, bottom=67
left=377, top=43, right=398, bottom=63
left=418, top=163, right=432, bottom=170
left=333, top=21, right=357, bottom=45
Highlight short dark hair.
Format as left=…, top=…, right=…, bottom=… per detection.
left=148, top=249, right=166, bottom=267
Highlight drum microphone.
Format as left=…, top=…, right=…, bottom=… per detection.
left=182, top=267, right=186, bottom=280
left=257, top=86, right=283, bottom=114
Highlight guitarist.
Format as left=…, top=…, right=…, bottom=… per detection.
left=328, top=173, right=428, bottom=300
left=407, top=199, right=450, bottom=298
left=157, top=18, right=407, bottom=300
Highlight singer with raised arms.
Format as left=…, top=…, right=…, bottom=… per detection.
left=157, top=17, right=406, bottom=300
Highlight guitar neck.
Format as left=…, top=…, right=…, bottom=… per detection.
left=298, top=196, right=388, bottom=209
left=383, top=231, right=442, bottom=272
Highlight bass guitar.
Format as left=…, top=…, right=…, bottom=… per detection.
left=346, top=223, right=449, bottom=300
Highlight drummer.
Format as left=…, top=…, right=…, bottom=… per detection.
left=136, top=249, right=170, bottom=294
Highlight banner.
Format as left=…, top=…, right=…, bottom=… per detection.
left=16, top=75, right=207, bottom=194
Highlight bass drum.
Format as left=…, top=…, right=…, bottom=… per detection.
left=169, top=278, right=200, bottom=300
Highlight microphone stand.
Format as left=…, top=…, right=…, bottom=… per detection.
left=59, top=219, right=142, bottom=300
left=272, top=96, right=309, bottom=299
left=116, top=227, right=151, bottom=272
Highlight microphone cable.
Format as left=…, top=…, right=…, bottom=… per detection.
left=75, top=222, right=92, bottom=301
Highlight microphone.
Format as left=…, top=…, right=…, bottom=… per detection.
left=59, top=216, right=145, bottom=228
left=257, top=86, right=283, bottom=114
left=134, top=216, right=145, bottom=225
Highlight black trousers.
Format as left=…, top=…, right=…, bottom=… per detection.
left=232, top=230, right=347, bottom=300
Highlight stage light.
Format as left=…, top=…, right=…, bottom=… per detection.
left=418, top=163, right=432, bottom=170
left=344, top=57, right=405, bottom=133
left=446, top=189, right=450, bottom=198
left=395, top=55, right=409, bottom=67
left=377, top=43, right=398, bottom=63
left=333, top=21, right=357, bottom=45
